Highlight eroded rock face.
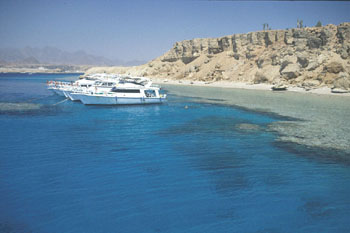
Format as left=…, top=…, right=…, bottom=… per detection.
left=306, top=61, right=319, bottom=71
left=333, top=72, right=350, bottom=90
left=297, top=55, right=309, bottom=68
left=337, top=22, right=350, bottom=44
left=302, top=79, right=321, bottom=89
left=281, top=63, right=300, bottom=79
left=324, top=62, right=344, bottom=74
left=253, top=71, right=268, bottom=84
left=86, top=23, right=350, bottom=89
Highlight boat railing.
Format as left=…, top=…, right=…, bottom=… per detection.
left=47, top=81, right=73, bottom=88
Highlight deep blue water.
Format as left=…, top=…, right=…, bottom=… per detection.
left=0, top=73, right=350, bottom=233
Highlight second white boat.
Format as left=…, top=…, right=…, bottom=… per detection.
left=79, top=86, right=166, bottom=105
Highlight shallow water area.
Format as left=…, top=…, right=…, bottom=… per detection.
left=0, top=73, right=350, bottom=233
left=165, top=84, right=350, bottom=157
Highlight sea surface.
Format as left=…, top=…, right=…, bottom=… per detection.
left=0, top=73, right=349, bottom=233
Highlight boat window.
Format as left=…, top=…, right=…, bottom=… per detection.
left=111, top=88, right=140, bottom=93
left=145, top=90, right=156, bottom=97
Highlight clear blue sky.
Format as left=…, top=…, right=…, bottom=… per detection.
left=0, top=0, right=349, bottom=61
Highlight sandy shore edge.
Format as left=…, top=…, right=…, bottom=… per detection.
left=152, top=78, right=350, bottom=97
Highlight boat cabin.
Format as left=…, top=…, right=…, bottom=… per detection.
left=111, top=87, right=160, bottom=98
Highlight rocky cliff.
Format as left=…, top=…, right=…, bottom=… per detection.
left=86, top=23, right=350, bottom=90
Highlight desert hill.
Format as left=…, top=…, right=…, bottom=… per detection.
left=85, top=23, right=350, bottom=91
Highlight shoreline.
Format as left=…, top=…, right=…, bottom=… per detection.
left=2, top=70, right=349, bottom=97
left=153, top=78, right=350, bottom=97
left=162, top=83, right=350, bottom=159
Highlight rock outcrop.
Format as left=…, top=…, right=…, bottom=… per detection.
left=86, top=23, right=350, bottom=91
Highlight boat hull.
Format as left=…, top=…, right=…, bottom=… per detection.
left=64, top=91, right=81, bottom=101
left=69, top=93, right=88, bottom=102
left=53, top=88, right=66, bottom=96
left=79, top=94, right=165, bottom=105
left=62, top=90, right=70, bottom=99
left=80, top=94, right=117, bottom=105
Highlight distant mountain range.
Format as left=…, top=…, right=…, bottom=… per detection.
left=0, top=46, right=146, bottom=66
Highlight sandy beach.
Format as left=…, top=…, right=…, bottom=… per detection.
left=153, top=78, right=350, bottom=97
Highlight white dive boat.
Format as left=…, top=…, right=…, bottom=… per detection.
left=62, top=79, right=96, bottom=100
left=47, top=79, right=96, bottom=97
left=48, top=77, right=118, bottom=101
left=79, top=86, right=166, bottom=105
left=78, top=77, right=166, bottom=105
left=68, top=80, right=119, bottom=102
left=47, top=74, right=167, bottom=105
left=47, top=81, right=71, bottom=96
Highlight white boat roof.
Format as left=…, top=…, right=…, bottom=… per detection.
left=75, top=79, right=96, bottom=85
left=81, top=73, right=159, bottom=89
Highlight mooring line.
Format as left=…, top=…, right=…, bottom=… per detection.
left=53, top=99, right=68, bottom=106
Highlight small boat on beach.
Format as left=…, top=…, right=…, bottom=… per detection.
left=331, top=88, right=350, bottom=94
left=272, top=84, right=288, bottom=91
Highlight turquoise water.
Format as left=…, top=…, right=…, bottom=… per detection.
left=0, top=73, right=349, bottom=233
